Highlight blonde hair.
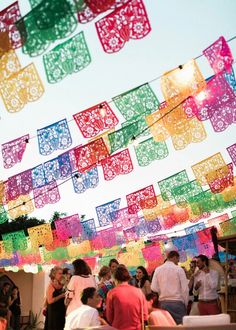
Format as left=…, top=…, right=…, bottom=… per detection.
left=49, top=266, right=62, bottom=280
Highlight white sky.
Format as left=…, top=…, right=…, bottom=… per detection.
left=0, top=0, right=236, bottom=232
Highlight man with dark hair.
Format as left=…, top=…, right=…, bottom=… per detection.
left=191, top=254, right=220, bottom=315
left=64, top=287, right=102, bottom=329
left=151, top=250, right=189, bottom=325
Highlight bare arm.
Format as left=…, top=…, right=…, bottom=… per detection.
left=46, top=284, right=65, bottom=305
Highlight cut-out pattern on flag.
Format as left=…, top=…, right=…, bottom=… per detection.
left=89, top=129, right=115, bottom=153
left=0, top=31, right=11, bottom=58
left=0, top=181, right=5, bottom=205
left=43, top=31, right=91, bottom=83
left=81, top=219, right=97, bottom=240
left=135, top=217, right=148, bottom=237
left=101, top=149, right=133, bottom=180
left=95, top=0, right=151, bottom=53
left=185, top=222, right=206, bottom=235
left=220, top=217, right=236, bottom=236
left=146, top=218, right=162, bottom=235
left=146, top=109, right=170, bottom=142
left=1, top=134, right=29, bottom=169
left=172, top=180, right=203, bottom=207
left=207, top=213, right=229, bottom=235
left=206, top=163, right=234, bottom=194
left=7, top=194, right=34, bottom=219
left=73, top=102, right=119, bottom=138
left=193, top=74, right=236, bottom=129
left=7, top=170, right=33, bottom=201
left=57, top=152, right=73, bottom=179
left=227, top=143, right=236, bottom=166
left=203, top=36, right=233, bottom=74
left=32, top=164, right=46, bottom=189
left=55, top=214, right=82, bottom=240
left=113, top=84, right=159, bottom=120
left=135, top=137, right=168, bottom=166
left=142, top=195, right=171, bottom=220
left=45, top=230, right=70, bottom=251
left=33, top=181, right=60, bottom=208
left=44, top=154, right=72, bottom=184
left=75, top=138, right=109, bottom=172
left=161, top=205, right=189, bottom=229
left=96, top=198, right=121, bottom=226
left=111, top=207, right=139, bottom=230
left=221, top=177, right=236, bottom=202
left=161, top=59, right=206, bottom=107
left=172, top=234, right=196, bottom=251
left=0, top=1, right=22, bottom=50
left=123, top=226, right=139, bottom=241
left=92, top=228, right=117, bottom=249
left=37, top=119, right=72, bottom=156
left=192, top=152, right=226, bottom=186
left=72, top=167, right=99, bottom=194
left=0, top=50, right=21, bottom=81
left=196, top=227, right=212, bottom=244
left=0, top=205, right=8, bottom=224
left=121, top=115, right=150, bottom=137
left=126, top=185, right=157, bottom=214
left=2, top=231, right=27, bottom=253
left=225, top=67, right=236, bottom=93
left=158, top=170, right=189, bottom=201
left=28, top=224, right=53, bottom=249
left=171, top=117, right=207, bottom=150
left=141, top=243, right=162, bottom=261
left=0, top=63, right=44, bottom=113
left=108, top=122, right=138, bottom=153
left=16, top=0, right=77, bottom=57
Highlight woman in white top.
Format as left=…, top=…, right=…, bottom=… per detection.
left=66, top=259, right=96, bottom=315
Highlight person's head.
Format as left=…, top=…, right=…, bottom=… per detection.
left=72, top=259, right=92, bottom=276
left=109, top=259, right=119, bottom=274
left=136, top=266, right=149, bottom=287
left=99, top=266, right=111, bottom=281
left=196, top=254, right=209, bottom=270
left=63, top=268, right=72, bottom=280
left=190, top=260, right=197, bottom=272
left=2, top=283, right=10, bottom=293
left=114, top=264, right=131, bottom=284
left=146, top=293, right=159, bottom=313
left=81, top=287, right=101, bottom=308
left=11, top=286, right=19, bottom=296
left=49, top=266, right=63, bottom=282
left=167, top=250, right=180, bottom=265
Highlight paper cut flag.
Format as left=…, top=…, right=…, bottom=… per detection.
left=108, top=122, right=138, bottom=153
left=203, top=36, right=233, bottom=74
left=73, top=102, right=119, bottom=138
left=74, top=138, right=109, bottom=172
left=44, top=154, right=72, bottom=184
left=33, top=181, right=60, bottom=208
left=7, top=194, right=34, bottom=219
left=185, top=222, right=206, bottom=235
left=220, top=217, right=236, bottom=236
left=113, top=84, right=159, bottom=121
left=45, top=229, right=70, bottom=251
left=0, top=1, right=22, bottom=49
left=192, top=152, right=226, bottom=186
left=205, top=163, right=234, bottom=194
left=16, top=0, right=77, bottom=57
left=81, top=218, right=97, bottom=240
left=96, top=198, right=121, bottom=226
left=43, top=32, right=91, bottom=83
left=2, top=231, right=27, bottom=253
left=0, top=50, right=21, bottom=81
left=95, top=0, right=151, bottom=53
left=224, top=67, right=236, bottom=93
left=172, top=180, right=203, bottom=207
left=28, top=224, right=53, bottom=249
left=135, top=137, right=168, bottom=166
left=161, top=59, right=206, bottom=107
left=37, top=119, right=72, bottom=156
left=55, top=214, right=82, bottom=240
left=101, top=149, right=133, bottom=180
left=72, top=167, right=99, bottom=194
left=126, top=185, right=157, bottom=214
left=146, top=109, right=170, bottom=142
left=32, top=164, right=46, bottom=189
left=207, top=214, right=229, bottom=235
left=158, top=170, right=189, bottom=201
left=172, top=234, right=196, bottom=251
left=111, top=207, right=139, bottom=230
left=1, top=134, right=29, bottom=169
left=0, top=63, right=44, bottom=113
left=7, top=170, right=33, bottom=201
left=0, top=205, right=8, bottom=224
left=227, top=143, right=236, bottom=166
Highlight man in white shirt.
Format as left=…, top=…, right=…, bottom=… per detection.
left=64, top=287, right=101, bottom=330
left=192, top=254, right=220, bottom=315
left=151, top=250, right=189, bottom=325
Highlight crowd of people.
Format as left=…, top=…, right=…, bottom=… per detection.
left=41, top=250, right=221, bottom=330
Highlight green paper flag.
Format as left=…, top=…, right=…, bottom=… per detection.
left=135, top=137, right=168, bottom=166
left=108, top=122, right=138, bottom=153
left=43, top=31, right=91, bottom=83
left=158, top=170, right=189, bottom=201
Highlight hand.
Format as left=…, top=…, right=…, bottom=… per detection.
left=194, top=280, right=202, bottom=290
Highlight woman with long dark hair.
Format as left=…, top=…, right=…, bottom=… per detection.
left=134, top=266, right=151, bottom=295
left=9, top=286, right=21, bottom=330
left=66, top=259, right=96, bottom=315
